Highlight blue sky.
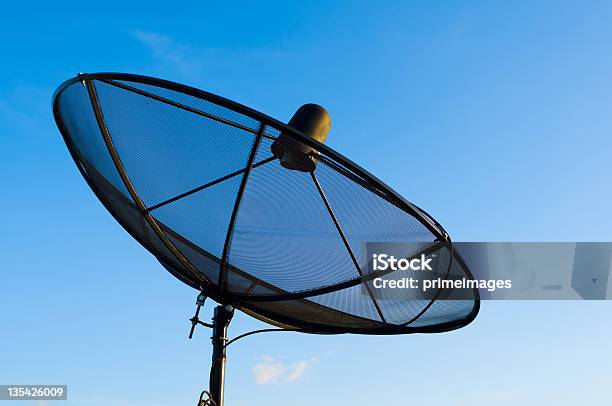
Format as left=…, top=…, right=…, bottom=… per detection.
left=1, top=1, right=612, bottom=405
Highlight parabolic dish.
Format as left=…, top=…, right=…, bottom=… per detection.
left=53, top=73, right=479, bottom=334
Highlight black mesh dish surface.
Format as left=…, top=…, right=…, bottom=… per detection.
left=53, top=73, right=479, bottom=334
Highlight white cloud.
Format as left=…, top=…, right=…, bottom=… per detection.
left=287, top=358, right=319, bottom=382
left=132, top=30, right=203, bottom=76
left=253, top=355, right=286, bottom=385
left=130, top=30, right=298, bottom=82
left=252, top=355, right=319, bottom=385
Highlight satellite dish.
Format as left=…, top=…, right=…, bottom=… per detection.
left=53, top=73, right=479, bottom=405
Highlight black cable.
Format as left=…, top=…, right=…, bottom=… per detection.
left=196, top=390, right=217, bottom=406
left=223, top=327, right=341, bottom=350
left=224, top=328, right=296, bottom=349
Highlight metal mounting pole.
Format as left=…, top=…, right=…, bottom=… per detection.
left=209, top=304, right=234, bottom=406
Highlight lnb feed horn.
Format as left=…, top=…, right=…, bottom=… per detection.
left=271, top=103, right=331, bottom=172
